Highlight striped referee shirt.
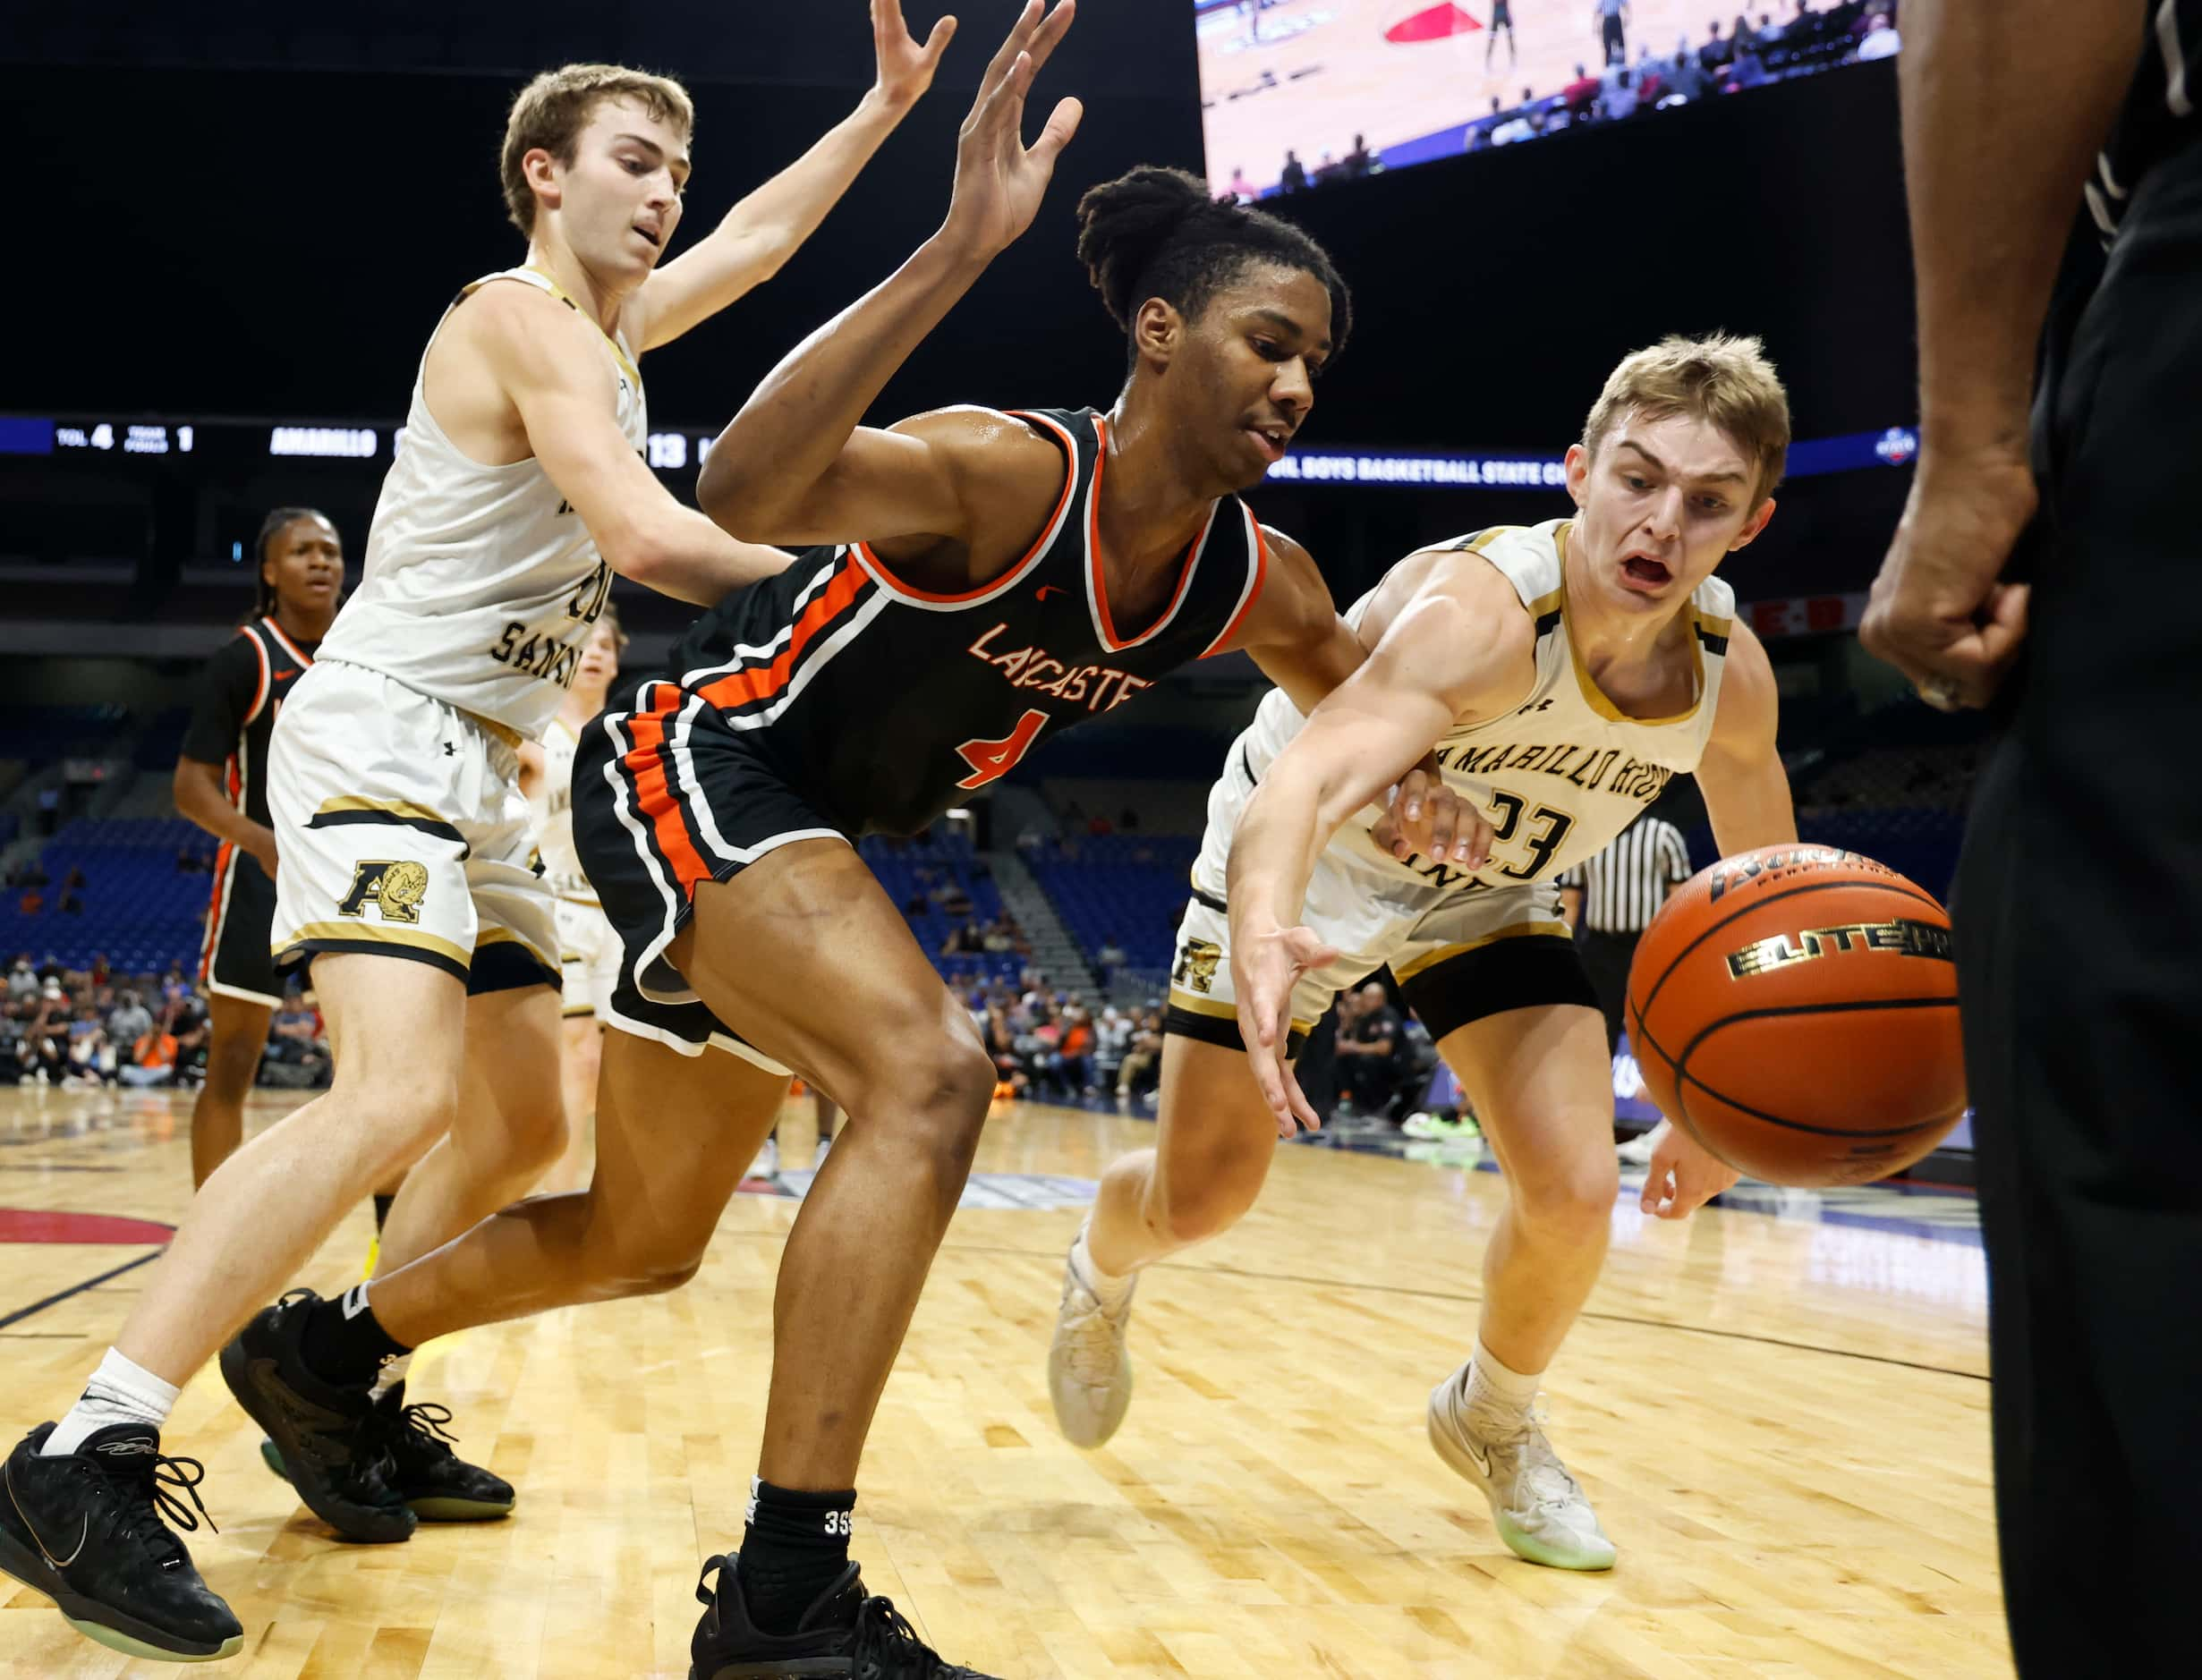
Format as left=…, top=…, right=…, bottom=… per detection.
left=1560, top=817, right=1692, bottom=935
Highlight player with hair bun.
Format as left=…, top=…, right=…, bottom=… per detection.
left=211, top=8, right=1475, bottom=1672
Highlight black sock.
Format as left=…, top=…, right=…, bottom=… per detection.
left=371, top=1193, right=396, bottom=1233
left=299, top=1285, right=412, bottom=1388
left=735, top=1478, right=857, bottom=1634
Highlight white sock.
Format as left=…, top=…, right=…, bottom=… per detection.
left=369, top=1350, right=415, bottom=1402
left=44, top=1347, right=181, bottom=1455
left=1460, top=1337, right=1541, bottom=1421
left=1070, top=1223, right=1135, bottom=1311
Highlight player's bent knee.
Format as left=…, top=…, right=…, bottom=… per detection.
left=1509, top=1143, right=1621, bottom=1237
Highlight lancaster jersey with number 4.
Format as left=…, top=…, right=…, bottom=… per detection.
left=314, top=266, right=639, bottom=739
left=651, top=406, right=1270, bottom=837
left=1233, top=519, right=1733, bottom=893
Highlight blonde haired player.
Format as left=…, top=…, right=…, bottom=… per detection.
left=0, top=6, right=956, bottom=1660
left=1052, top=334, right=1800, bottom=1572
left=520, top=604, right=630, bottom=1194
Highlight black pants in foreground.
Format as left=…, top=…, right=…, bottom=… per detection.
left=1957, top=134, right=2202, bottom=1675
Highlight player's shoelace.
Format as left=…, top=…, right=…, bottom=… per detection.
left=386, top=1398, right=460, bottom=1462
left=850, top=1593, right=975, bottom=1679
left=87, top=1447, right=217, bottom=1565
left=1059, top=1290, right=1127, bottom=1388
left=1471, top=1401, right=1589, bottom=1514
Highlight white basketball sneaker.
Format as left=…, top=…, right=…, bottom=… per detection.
left=1426, top=1362, right=1616, bottom=1570
left=1047, top=1228, right=1137, bottom=1448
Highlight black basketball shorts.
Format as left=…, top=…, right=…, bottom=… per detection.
left=572, top=680, right=850, bottom=1072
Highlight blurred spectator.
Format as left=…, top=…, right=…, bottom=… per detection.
left=58, top=890, right=82, bottom=916
left=63, top=867, right=85, bottom=891
left=263, top=990, right=331, bottom=1084
left=1341, top=133, right=1377, bottom=179
left=1595, top=0, right=1631, bottom=65
left=107, top=988, right=153, bottom=1050
left=1114, top=1010, right=1165, bottom=1098
left=1222, top=165, right=1257, bottom=200
left=1602, top=66, right=1641, bottom=119
left=1727, top=38, right=1771, bottom=88
left=1054, top=1006, right=1096, bottom=1097
left=1118, top=806, right=1139, bottom=832
left=119, top=1008, right=183, bottom=1089
left=1665, top=47, right=1709, bottom=100
left=1492, top=105, right=1544, bottom=146
left=64, top=1005, right=111, bottom=1084
left=1095, top=934, right=1127, bottom=976
left=7, top=955, right=36, bottom=1003
left=1856, top=11, right=1900, bottom=59
left=1279, top=148, right=1307, bottom=192
left=1093, top=1005, right=1133, bottom=1089
left=1466, top=95, right=1504, bottom=152
left=1699, top=18, right=1733, bottom=72
left=1333, top=982, right=1404, bottom=1114
left=1563, top=62, right=1603, bottom=120
left=18, top=888, right=44, bottom=916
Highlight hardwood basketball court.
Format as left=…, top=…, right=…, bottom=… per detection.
left=1, top=1082, right=2007, bottom=1678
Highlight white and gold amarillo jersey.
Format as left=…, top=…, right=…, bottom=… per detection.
left=1233, top=519, right=1733, bottom=894
left=526, top=715, right=596, bottom=905
left=314, top=266, right=643, bottom=741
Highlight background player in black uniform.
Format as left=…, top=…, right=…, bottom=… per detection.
left=236, top=10, right=1460, bottom=1674
left=173, top=507, right=342, bottom=1187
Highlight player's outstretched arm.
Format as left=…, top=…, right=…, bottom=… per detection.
left=1225, top=566, right=1530, bottom=1131
left=633, top=1, right=956, bottom=352
left=1216, top=527, right=1487, bottom=863
left=1694, top=620, right=1795, bottom=855
left=698, top=0, right=1081, bottom=546
left=476, top=284, right=790, bottom=607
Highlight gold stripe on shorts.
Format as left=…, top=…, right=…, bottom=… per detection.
left=1392, top=921, right=1570, bottom=982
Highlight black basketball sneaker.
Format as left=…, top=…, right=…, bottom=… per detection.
left=218, top=1289, right=413, bottom=1543
left=0, top=1421, right=243, bottom=1661
left=259, top=1380, right=514, bottom=1522
left=690, top=1554, right=1001, bottom=1679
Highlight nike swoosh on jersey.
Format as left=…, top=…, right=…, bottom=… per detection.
left=274, top=668, right=299, bottom=680
left=1035, top=585, right=1067, bottom=600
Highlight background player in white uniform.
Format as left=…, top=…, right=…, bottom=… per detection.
left=1, top=10, right=958, bottom=1660
left=519, top=607, right=629, bottom=1194
left=1051, top=335, right=1800, bottom=1574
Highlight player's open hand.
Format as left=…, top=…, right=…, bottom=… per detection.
left=1638, top=1119, right=1739, bottom=1220
left=1232, top=921, right=1337, bottom=1137
left=1860, top=446, right=2035, bottom=710
left=871, top=0, right=956, bottom=110
left=943, top=1, right=1082, bottom=258
left=1370, top=758, right=1492, bottom=870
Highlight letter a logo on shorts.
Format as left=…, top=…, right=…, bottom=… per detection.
left=1174, top=938, right=1222, bottom=996
left=337, top=860, right=430, bottom=925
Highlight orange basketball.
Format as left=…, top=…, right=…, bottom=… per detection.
left=1625, top=845, right=1967, bottom=1187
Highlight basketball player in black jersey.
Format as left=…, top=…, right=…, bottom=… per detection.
left=173, top=509, right=342, bottom=1188
left=223, top=7, right=1451, bottom=1672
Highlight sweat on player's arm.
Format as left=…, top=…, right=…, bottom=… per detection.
left=472, top=284, right=789, bottom=605
left=633, top=0, right=957, bottom=352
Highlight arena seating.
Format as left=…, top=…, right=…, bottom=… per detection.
left=856, top=830, right=1021, bottom=988
left=1025, top=833, right=1199, bottom=983
left=0, top=817, right=215, bottom=974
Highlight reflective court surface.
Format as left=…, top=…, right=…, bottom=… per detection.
left=0, top=1085, right=2006, bottom=1678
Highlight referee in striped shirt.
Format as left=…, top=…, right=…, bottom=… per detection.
left=1557, top=813, right=1692, bottom=1056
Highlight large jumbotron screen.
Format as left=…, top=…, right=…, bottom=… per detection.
left=1196, top=1, right=1900, bottom=196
